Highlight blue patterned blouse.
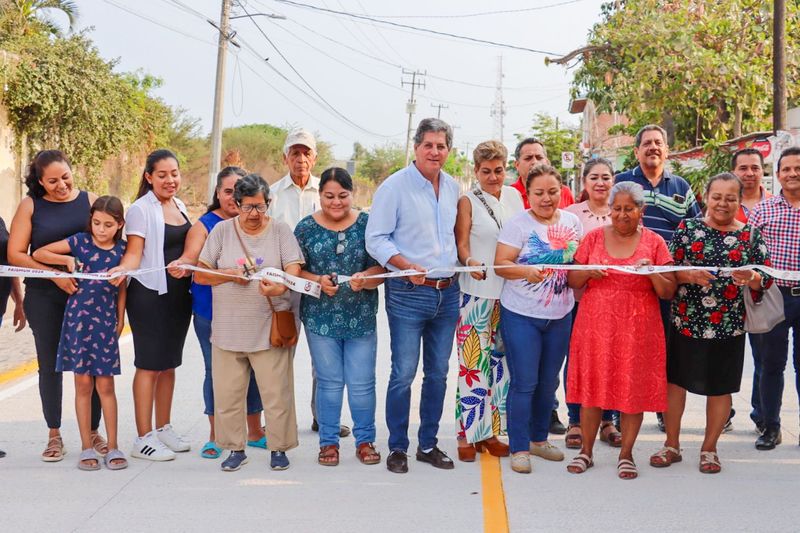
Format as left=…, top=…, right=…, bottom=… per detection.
left=294, top=211, right=379, bottom=338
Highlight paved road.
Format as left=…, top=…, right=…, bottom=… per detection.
left=0, top=294, right=799, bottom=532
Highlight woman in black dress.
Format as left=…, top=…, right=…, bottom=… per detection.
left=7, top=150, right=104, bottom=462
left=110, top=149, right=192, bottom=461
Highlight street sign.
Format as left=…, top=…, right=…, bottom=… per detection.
left=561, top=151, right=575, bottom=169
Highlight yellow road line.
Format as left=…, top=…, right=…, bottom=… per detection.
left=481, top=452, right=510, bottom=533
left=0, top=325, right=132, bottom=386
left=0, top=359, right=38, bottom=385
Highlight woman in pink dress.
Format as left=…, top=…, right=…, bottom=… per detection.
left=565, top=182, right=676, bottom=479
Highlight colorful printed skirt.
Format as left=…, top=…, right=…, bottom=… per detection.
left=455, top=294, right=509, bottom=443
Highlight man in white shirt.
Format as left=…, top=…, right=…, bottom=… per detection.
left=269, top=128, right=350, bottom=438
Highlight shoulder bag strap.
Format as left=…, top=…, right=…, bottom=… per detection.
left=233, top=220, right=277, bottom=313
left=472, top=188, right=502, bottom=230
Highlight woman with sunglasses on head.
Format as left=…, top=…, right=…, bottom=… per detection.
left=294, top=167, right=386, bottom=467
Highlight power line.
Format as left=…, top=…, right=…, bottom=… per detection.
left=101, top=0, right=216, bottom=45
left=363, top=0, right=586, bottom=19
left=273, top=0, right=563, bottom=55
left=235, top=3, right=397, bottom=138
left=352, top=0, right=415, bottom=67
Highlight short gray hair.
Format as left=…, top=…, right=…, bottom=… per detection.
left=609, top=181, right=645, bottom=208
left=634, top=124, right=668, bottom=147
left=413, top=118, right=453, bottom=149
left=234, top=173, right=270, bottom=204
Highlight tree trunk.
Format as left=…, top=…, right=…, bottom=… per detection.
left=662, top=111, right=676, bottom=146
left=733, top=105, right=743, bottom=138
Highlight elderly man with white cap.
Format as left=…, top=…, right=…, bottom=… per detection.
left=270, top=128, right=351, bottom=438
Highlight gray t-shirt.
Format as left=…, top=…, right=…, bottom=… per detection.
left=199, top=217, right=304, bottom=352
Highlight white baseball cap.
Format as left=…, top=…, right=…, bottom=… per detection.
left=283, top=128, right=317, bottom=155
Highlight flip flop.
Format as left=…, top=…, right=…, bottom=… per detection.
left=200, top=441, right=223, bottom=459
left=104, top=449, right=128, bottom=470
left=247, top=436, right=267, bottom=450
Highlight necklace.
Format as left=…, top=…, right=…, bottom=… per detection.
left=586, top=201, right=611, bottom=219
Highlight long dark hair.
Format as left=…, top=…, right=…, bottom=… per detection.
left=25, top=150, right=71, bottom=198
left=320, top=167, right=354, bottom=192
left=136, top=149, right=179, bottom=199
left=88, top=195, right=125, bottom=242
left=207, top=166, right=247, bottom=213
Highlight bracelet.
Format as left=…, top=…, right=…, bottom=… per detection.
left=465, top=256, right=473, bottom=266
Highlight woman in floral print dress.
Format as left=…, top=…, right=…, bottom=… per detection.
left=650, top=173, right=772, bottom=474
left=454, top=141, right=524, bottom=462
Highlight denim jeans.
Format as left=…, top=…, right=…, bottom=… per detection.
left=306, top=330, right=377, bottom=447
left=385, top=278, right=460, bottom=452
left=750, top=290, right=800, bottom=430
left=501, top=305, right=572, bottom=454
left=193, top=314, right=262, bottom=416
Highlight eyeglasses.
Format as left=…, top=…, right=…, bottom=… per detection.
left=239, top=202, right=270, bottom=213
left=335, top=232, right=346, bottom=255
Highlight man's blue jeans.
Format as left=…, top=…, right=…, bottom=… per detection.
left=193, top=314, right=262, bottom=416
left=306, top=330, right=377, bottom=447
left=750, top=289, right=800, bottom=430
left=385, top=278, right=459, bottom=452
left=501, top=305, right=571, bottom=454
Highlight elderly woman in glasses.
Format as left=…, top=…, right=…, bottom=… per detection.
left=194, top=173, right=304, bottom=472
left=294, top=167, right=386, bottom=467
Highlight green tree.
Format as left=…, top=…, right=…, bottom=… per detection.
left=352, top=143, right=405, bottom=183
left=515, top=113, right=580, bottom=178
left=0, top=0, right=78, bottom=40
left=550, top=0, right=800, bottom=148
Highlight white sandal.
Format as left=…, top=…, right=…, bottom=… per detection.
left=617, top=458, right=638, bottom=479
left=567, top=453, right=593, bottom=474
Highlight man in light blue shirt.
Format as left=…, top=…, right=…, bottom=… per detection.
left=366, top=118, right=460, bottom=474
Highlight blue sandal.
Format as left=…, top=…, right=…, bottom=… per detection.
left=247, top=436, right=267, bottom=449
left=200, top=441, right=222, bottom=459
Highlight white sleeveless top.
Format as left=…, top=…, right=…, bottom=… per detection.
left=459, top=185, right=525, bottom=299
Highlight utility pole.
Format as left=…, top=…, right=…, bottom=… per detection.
left=402, top=69, right=426, bottom=166
left=208, top=0, right=233, bottom=203
left=430, top=103, right=448, bottom=119
left=773, top=0, right=787, bottom=133
left=490, top=55, right=505, bottom=142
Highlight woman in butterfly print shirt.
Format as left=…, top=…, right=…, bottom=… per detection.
left=33, top=196, right=128, bottom=470
left=495, top=164, right=582, bottom=473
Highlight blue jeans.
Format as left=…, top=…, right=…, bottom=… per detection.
left=385, top=278, right=459, bottom=452
left=750, top=290, right=800, bottom=430
left=193, top=314, right=262, bottom=416
left=501, top=305, right=571, bottom=454
left=306, top=330, right=377, bottom=447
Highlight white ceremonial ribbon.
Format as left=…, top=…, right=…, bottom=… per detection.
left=0, top=264, right=322, bottom=298
left=335, top=263, right=787, bottom=283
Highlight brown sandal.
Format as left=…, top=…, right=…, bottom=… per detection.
left=42, top=435, right=66, bottom=463
left=90, top=432, right=109, bottom=457
left=318, top=445, right=339, bottom=466
left=599, top=422, right=622, bottom=448
left=356, top=442, right=381, bottom=465
left=565, top=424, right=582, bottom=449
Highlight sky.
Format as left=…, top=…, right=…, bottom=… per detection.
left=71, top=0, right=607, bottom=160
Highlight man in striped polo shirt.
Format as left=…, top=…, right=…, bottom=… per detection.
left=615, top=124, right=701, bottom=431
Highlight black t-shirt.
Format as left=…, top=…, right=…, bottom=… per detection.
left=0, top=217, right=12, bottom=317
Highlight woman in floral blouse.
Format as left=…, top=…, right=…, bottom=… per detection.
left=294, top=167, right=385, bottom=467
left=650, top=172, right=772, bottom=474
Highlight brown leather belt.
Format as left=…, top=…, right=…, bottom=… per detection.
left=418, top=275, right=456, bottom=290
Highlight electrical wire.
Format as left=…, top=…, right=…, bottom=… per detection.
left=272, top=0, right=563, bottom=55
left=101, top=0, right=216, bottom=46
left=236, top=3, right=398, bottom=137
left=357, top=0, right=586, bottom=19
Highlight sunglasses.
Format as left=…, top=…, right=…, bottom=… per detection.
left=335, top=232, right=346, bottom=255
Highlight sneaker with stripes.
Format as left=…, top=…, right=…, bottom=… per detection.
left=132, top=431, right=176, bottom=462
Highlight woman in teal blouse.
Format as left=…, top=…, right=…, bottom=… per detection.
left=294, top=167, right=385, bottom=467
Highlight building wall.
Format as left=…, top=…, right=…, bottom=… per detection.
left=0, top=102, right=23, bottom=224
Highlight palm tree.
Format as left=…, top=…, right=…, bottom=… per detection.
left=0, top=0, right=79, bottom=38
